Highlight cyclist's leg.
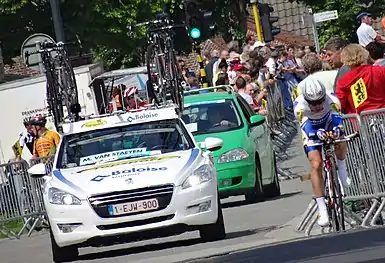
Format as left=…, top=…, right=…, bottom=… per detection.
left=306, top=146, right=329, bottom=226
left=335, top=142, right=351, bottom=187
left=329, top=114, right=351, bottom=187
left=301, top=122, right=329, bottom=226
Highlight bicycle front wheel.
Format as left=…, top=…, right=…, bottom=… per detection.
left=329, top=159, right=345, bottom=232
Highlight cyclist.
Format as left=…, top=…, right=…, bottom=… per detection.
left=12, top=117, right=35, bottom=160
left=29, top=114, right=61, bottom=158
left=294, top=79, right=351, bottom=227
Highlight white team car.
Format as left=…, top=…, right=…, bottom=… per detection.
left=28, top=107, right=226, bottom=263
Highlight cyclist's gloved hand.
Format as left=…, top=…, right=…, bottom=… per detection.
left=332, top=126, right=342, bottom=138
left=316, top=128, right=328, bottom=140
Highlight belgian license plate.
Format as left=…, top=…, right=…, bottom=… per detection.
left=108, top=198, right=159, bottom=216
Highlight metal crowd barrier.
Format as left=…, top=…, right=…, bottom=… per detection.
left=0, top=156, right=54, bottom=239
left=265, top=81, right=299, bottom=180
left=296, top=109, right=385, bottom=235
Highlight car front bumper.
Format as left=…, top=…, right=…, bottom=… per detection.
left=215, top=160, right=256, bottom=195
left=47, top=180, right=218, bottom=247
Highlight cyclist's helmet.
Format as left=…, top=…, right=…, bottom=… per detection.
left=29, top=114, right=47, bottom=127
left=302, top=79, right=326, bottom=102
left=22, top=117, right=32, bottom=127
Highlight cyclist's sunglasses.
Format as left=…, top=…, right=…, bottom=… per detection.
left=306, top=98, right=325, bottom=106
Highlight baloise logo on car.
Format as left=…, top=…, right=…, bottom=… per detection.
left=90, top=166, right=168, bottom=182
left=127, top=112, right=158, bottom=123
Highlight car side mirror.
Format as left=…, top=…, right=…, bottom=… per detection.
left=201, top=137, right=223, bottom=152
left=250, top=115, right=266, bottom=127
left=28, top=163, right=47, bottom=178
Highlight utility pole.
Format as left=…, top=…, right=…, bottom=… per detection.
left=49, top=0, right=65, bottom=42
left=250, top=0, right=263, bottom=42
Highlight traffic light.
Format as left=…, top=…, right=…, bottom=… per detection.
left=184, top=0, right=216, bottom=41
left=258, top=3, right=280, bottom=43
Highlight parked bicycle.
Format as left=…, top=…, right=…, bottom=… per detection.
left=25, top=40, right=82, bottom=132
left=309, top=132, right=358, bottom=232
left=131, top=13, right=186, bottom=112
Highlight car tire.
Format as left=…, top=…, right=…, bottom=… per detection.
left=263, top=153, right=281, bottom=198
left=50, top=228, right=79, bottom=263
left=199, top=197, right=226, bottom=242
left=245, top=157, right=265, bottom=203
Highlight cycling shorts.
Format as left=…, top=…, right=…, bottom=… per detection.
left=301, top=113, right=343, bottom=153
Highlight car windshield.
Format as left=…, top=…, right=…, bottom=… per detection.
left=182, top=99, right=243, bottom=135
left=58, top=119, right=194, bottom=168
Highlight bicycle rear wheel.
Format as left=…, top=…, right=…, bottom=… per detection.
left=61, top=59, right=81, bottom=121
left=46, top=70, right=64, bottom=132
left=146, top=43, right=166, bottom=106
left=168, top=47, right=184, bottom=112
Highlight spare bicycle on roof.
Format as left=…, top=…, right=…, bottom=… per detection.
left=130, top=13, right=186, bottom=112
left=25, top=39, right=82, bottom=132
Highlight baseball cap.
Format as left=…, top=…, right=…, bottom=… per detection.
left=356, top=12, right=371, bottom=21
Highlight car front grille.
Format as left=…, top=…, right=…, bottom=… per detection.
left=88, top=184, right=174, bottom=218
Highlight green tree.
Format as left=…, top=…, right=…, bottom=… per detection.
left=296, top=0, right=385, bottom=47
left=0, top=0, right=249, bottom=70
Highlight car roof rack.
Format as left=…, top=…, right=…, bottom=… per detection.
left=183, top=85, right=235, bottom=95
left=76, top=101, right=181, bottom=122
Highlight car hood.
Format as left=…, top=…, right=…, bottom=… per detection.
left=51, top=149, right=201, bottom=197
left=194, top=129, right=246, bottom=158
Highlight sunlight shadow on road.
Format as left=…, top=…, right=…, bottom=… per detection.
left=221, top=191, right=303, bottom=209
left=76, top=226, right=283, bottom=261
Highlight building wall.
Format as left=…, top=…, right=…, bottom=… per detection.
left=257, top=0, right=314, bottom=41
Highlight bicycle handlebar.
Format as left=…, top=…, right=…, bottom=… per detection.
left=24, top=36, right=83, bottom=65
left=307, top=132, right=359, bottom=147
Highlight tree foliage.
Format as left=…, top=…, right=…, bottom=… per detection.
left=296, top=0, right=385, bottom=48
left=0, top=0, right=249, bottom=70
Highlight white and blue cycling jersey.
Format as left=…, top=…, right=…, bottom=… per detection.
left=293, top=91, right=344, bottom=153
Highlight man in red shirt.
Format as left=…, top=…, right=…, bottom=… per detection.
left=335, top=44, right=385, bottom=114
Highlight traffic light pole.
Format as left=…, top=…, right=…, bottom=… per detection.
left=193, top=43, right=208, bottom=88
left=250, top=0, right=263, bottom=42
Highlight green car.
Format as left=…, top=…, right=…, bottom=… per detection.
left=182, top=89, right=281, bottom=202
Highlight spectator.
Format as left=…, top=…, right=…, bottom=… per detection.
left=324, top=36, right=350, bottom=88
left=212, top=50, right=230, bottom=83
left=243, top=34, right=256, bottom=53
left=356, top=12, right=385, bottom=47
left=298, top=53, right=338, bottom=93
left=187, top=76, right=208, bottom=94
left=336, top=44, right=385, bottom=114
left=212, top=58, right=228, bottom=85
left=365, top=41, right=385, bottom=66
left=236, top=77, right=253, bottom=104
left=215, top=72, right=229, bottom=87
left=204, top=50, right=219, bottom=87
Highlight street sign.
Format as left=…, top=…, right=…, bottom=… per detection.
left=20, top=33, right=56, bottom=73
left=313, top=10, right=338, bottom=23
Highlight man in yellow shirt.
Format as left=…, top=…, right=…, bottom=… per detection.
left=29, top=115, right=61, bottom=158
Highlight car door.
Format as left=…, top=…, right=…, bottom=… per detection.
left=236, top=95, right=271, bottom=181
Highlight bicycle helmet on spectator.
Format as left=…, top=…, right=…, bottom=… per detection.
left=302, top=79, right=326, bottom=102
left=29, top=114, right=47, bottom=127
left=22, top=117, right=32, bottom=127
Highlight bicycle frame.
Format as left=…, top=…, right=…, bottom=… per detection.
left=309, top=132, right=357, bottom=231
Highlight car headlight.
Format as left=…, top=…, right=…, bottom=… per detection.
left=182, top=164, right=214, bottom=189
left=218, top=148, right=249, bottom=163
left=48, top=187, right=81, bottom=205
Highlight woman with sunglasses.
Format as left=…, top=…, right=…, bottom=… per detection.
left=294, top=79, right=351, bottom=227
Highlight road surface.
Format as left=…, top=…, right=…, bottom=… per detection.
left=0, top=179, right=313, bottom=263
left=189, top=226, right=385, bottom=263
